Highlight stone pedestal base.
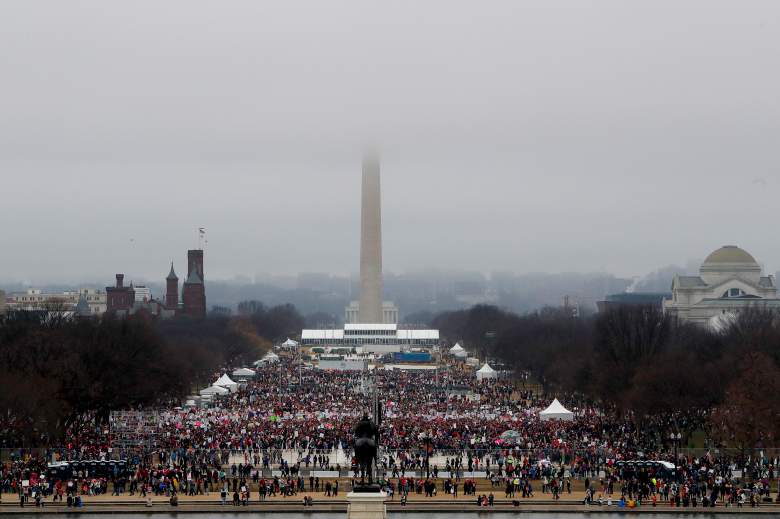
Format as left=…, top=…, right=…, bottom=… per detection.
left=346, top=491, right=387, bottom=519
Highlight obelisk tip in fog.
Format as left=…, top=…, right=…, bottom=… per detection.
left=358, top=152, right=383, bottom=324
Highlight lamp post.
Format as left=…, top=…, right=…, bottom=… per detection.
left=423, top=432, right=432, bottom=480
left=675, top=432, right=682, bottom=460
left=670, top=432, right=682, bottom=477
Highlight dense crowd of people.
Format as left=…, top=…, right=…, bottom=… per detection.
left=1, top=354, right=779, bottom=508
left=53, top=358, right=690, bottom=461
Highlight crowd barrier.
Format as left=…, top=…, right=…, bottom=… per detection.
left=3, top=446, right=780, bottom=470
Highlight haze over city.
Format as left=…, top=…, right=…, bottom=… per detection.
left=3, top=0, right=780, bottom=284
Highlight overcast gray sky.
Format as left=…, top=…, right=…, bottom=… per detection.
left=2, top=0, right=779, bottom=284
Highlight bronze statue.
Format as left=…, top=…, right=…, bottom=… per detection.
left=353, top=412, right=379, bottom=486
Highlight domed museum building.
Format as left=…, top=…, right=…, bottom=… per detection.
left=663, top=245, right=780, bottom=327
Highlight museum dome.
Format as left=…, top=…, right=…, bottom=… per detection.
left=700, top=245, right=762, bottom=285
left=702, top=245, right=758, bottom=266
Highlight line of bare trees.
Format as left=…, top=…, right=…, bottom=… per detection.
left=435, top=304, right=780, bottom=449
left=0, top=301, right=304, bottom=447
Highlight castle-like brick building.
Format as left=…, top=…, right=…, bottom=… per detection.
left=106, top=249, right=206, bottom=319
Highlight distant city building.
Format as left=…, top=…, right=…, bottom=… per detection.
left=210, top=305, right=232, bottom=317
left=663, top=245, right=780, bottom=326
left=6, top=288, right=106, bottom=315
left=301, top=323, right=439, bottom=353
left=0, top=289, right=6, bottom=315
left=133, top=285, right=152, bottom=303
left=597, top=292, right=671, bottom=313
left=345, top=300, right=399, bottom=324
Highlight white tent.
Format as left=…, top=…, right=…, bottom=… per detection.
left=199, top=385, right=229, bottom=397
left=232, top=367, right=256, bottom=380
left=476, top=363, right=498, bottom=381
left=449, top=343, right=465, bottom=354
left=281, top=338, right=299, bottom=349
left=539, top=399, right=574, bottom=421
left=253, top=351, right=280, bottom=367
left=214, top=374, right=239, bottom=392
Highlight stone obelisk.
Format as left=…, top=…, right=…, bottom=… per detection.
left=358, top=152, right=383, bottom=324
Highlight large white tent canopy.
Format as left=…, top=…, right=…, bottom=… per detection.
left=450, top=343, right=468, bottom=359
left=199, top=385, right=229, bottom=397
left=476, top=363, right=498, bottom=381
left=214, top=374, right=239, bottom=392
left=539, top=399, right=574, bottom=421
left=232, top=367, right=256, bottom=378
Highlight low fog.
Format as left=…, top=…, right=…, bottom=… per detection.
left=2, top=0, right=779, bottom=283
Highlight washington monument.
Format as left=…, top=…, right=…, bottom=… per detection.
left=358, top=152, right=383, bottom=323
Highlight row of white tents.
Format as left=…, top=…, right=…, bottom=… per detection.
left=449, top=343, right=502, bottom=382
left=199, top=373, right=239, bottom=398
left=198, top=347, right=286, bottom=400
left=450, top=343, right=574, bottom=420
left=197, top=365, right=263, bottom=399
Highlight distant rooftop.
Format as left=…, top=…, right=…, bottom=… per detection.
left=597, top=292, right=671, bottom=312
left=604, top=292, right=671, bottom=303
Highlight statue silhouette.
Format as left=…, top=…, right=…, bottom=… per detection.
left=353, top=412, right=379, bottom=486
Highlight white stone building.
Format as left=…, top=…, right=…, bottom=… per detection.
left=301, top=323, right=439, bottom=353
left=6, top=288, right=107, bottom=315
left=663, top=245, right=780, bottom=327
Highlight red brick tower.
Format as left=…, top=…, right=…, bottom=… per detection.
left=165, top=262, right=179, bottom=310
left=187, top=249, right=204, bottom=283
left=106, top=274, right=135, bottom=315
left=182, top=249, right=206, bottom=318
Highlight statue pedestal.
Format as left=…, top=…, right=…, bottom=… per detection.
left=346, top=490, right=387, bottom=519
